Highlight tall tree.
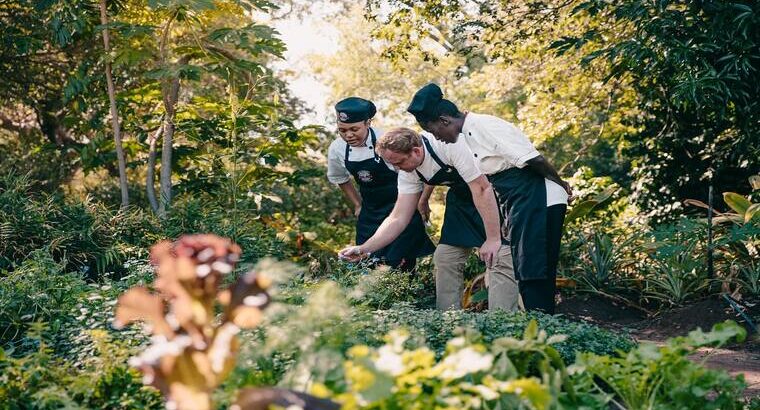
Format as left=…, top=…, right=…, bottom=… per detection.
left=99, top=0, right=129, bottom=207
left=312, top=3, right=638, bottom=179
left=367, top=0, right=760, bottom=218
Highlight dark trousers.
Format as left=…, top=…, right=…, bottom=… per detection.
left=518, top=204, right=566, bottom=314
left=384, top=257, right=417, bottom=273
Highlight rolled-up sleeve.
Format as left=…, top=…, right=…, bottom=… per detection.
left=445, top=139, right=483, bottom=183
left=326, top=139, right=351, bottom=185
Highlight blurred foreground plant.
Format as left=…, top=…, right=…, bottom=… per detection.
left=310, top=321, right=596, bottom=409
left=114, top=234, right=337, bottom=410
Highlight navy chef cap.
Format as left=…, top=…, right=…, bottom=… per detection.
left=407, top=83, right=444, bottom=123
left=335, top=97, right=377, bottom=123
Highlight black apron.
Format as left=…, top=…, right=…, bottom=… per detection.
left=415, top=137, right=501, bottom=248
left=345, top=128, right=435, bottom=263
left=488, top=167, right=548, bottom=280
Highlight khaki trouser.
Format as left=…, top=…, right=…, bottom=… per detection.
left=433, top=244, right=519, bottom=311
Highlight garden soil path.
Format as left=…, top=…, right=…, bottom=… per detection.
left=557, top=294, right=760, bottom=398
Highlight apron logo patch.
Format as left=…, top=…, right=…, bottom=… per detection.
left=357, top=170, right=373, bottom=183
left=338, top=112, right=349, bottom=122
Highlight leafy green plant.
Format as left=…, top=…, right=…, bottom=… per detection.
left=575, top=320, right=748, bottom=410
left=0, top=173, right=152, bottom=274
left=310, top=322, right=597, bottom=410
left=737, top=261, right=760, bottom=298
left=634, top=219, right=712, bottom=307
left=578, top=232, right=619, bottom=291
left=564, top=185, right=617, bottom=225
left=644, top=244, right=710, bottom=306
left=0, top=251, right=87, bottom=353
left=0, top=327, right=163, bottom=409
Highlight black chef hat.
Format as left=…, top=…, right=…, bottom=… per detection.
left=407, top=83, right=444, bottom=124
left=335, top=97, right=377, bottom=123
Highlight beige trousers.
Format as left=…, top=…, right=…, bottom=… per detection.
left=433, top=244, right=519, bottom=312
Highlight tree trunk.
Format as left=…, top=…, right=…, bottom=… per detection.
left=157, top=76, right=181, bottom=218
left=156, top=12, right=183, bottom=219
left=146, top=121, right=163, bottom=214
left=99, top=0, right=129, bottom=208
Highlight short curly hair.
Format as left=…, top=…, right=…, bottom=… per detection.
left=377, top=127, right=423, bottom=154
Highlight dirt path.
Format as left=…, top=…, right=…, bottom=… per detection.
left=557, top=294, right=760, bottom=398
left=692, top=345, right=760, bottom=398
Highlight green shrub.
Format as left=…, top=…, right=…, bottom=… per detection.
left=312, top=322, right=605, bottom=409
left=0, top=330, right=162, bottom=409
left=312, top=320, right=749, bottom=410
left=249, top=282, right=635, bottom=390
left=162, top=196, right=290, bottom=263
left=0, top=173, right=153, bottom=274
left=364, top=304, right=636, bottom=362
left=576, top=321, right=749, bottom=409
left=0, top=251, right=87, bottom=353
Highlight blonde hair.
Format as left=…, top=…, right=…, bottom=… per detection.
left=377, top=127, right=422, bottom=154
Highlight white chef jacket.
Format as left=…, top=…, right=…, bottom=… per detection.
left=326, top=127, right=395, bottom=185
left=460, top=113, right=568, bottom=206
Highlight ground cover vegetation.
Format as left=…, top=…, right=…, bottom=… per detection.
left=1, top=0, right=758, bottom=408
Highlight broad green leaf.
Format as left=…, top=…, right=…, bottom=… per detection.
left=746, top=203, right=760, bottom=223
left=592, top=185, right=617, bottom=203
left=723, top=192, right=751, bottom=215
left=523, top=320, right=538, bottom=341
left=564, top=199, right=598, bottom=223
left=470, top=288, right=488, bottom=303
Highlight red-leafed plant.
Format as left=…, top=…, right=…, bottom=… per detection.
left=113, top=234, right=337, bottom=410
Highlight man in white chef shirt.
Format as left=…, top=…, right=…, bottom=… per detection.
left=327, top=97, right=434, bottom=272
left=338, top=127, right=519, bottom=311
left=407, top=83, right=572, bottom=314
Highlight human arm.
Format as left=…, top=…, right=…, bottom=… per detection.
left=417, top=184, right=435, bottom=222
left=338, top=181, right=362, bottom=216
left=338, top=192, right=421, bottom=261
left=525, top=155, right=573, bottom=201
left=327, top=139, right=363, bottom=214
left=468, top=175, right=502, bottom=268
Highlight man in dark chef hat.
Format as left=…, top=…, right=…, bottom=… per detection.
left=327, top=97, right=435, bottom=271
left=405, top=83, right=572, bottom=314
left=338, top=127, right=519, bottom=311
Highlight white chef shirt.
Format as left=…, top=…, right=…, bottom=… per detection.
left=460, top=113, right=568, bottom=206
left=326, top=127, right=395, bottom=185
left=397, top=133, right=483, bottom=194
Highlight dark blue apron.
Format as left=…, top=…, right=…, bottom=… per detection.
left=345, top=128, right=435, bottom=263
left=415, top=137, right=504, bottom=248
left=488, top=167, right=547, bottom=280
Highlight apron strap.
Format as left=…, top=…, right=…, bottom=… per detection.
left=344, top=141, right=351, bottom=168
left=421, top=136, right=447, bottom=168
left=416, top=136, right=455, bottom=184
left=369, top=128, right=382, bottom=163
left=344, top=127, right=381, bottom=167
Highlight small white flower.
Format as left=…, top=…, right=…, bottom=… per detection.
left=212, top=261, right=233, bottom=274
left=470, top=384, right=499, bottom=400
left=374, top=345, right=404, bottom=376
left=129, top=335, right=192, bottom=367
left=447, top=336, right=466, bottom=348
left=209, top=323, right=240, bottom=373
left=243, top=294, right=268, bottom=307
left=436, top=347, right=493, bottom=380
left=196, top=264, right=212, bottom=277
left=196, top=248, right=215, bottom=262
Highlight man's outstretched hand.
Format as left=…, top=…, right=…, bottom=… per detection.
left=338, top=245, right=369, bottom=262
